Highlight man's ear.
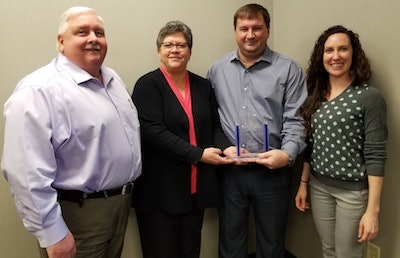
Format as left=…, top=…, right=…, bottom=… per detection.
left=57, top=35, right=64, bottom=53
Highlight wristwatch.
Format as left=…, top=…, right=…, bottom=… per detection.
left=287, top=156, right=294, bottom=167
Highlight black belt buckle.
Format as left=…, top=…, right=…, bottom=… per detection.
left=121, top=182, right=134, bottom=195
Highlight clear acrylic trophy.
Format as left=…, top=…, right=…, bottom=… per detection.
left=232, top=122, right=269, bottom=161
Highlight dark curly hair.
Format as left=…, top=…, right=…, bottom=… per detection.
left=301, top=25, right=371, bottom=136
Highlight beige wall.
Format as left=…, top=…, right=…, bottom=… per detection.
left=0, top=0, right=268, bottom=257
left=1, top=0, right=399, bottom=258
left=273, top=1, right=400, bottom=258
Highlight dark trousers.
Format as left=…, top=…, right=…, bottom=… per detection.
left=39, top=193, right=131, bottom=258
left=218, top=164, right=292, bottom=258
left=136, top=209, right=205, bottom=258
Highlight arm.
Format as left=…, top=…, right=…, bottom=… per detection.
left=280, top=62, right=307, bottom=159
left=208, top=78, right=232, bottom=150
left=201, top=78, right=232, bottom=165
left=2, top=87, right=70, bottom=248
left=256, top=62, right=307, bottom=169
left=295, top=162, right=311, bottom=212
left=358, top=175, right=383, bottom=242
left=357, top=87, right=387, bottom=242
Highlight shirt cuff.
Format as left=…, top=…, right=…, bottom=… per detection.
left=281, top=141, right=301, bottom=161
left=36, top=217, right=69, bottom=248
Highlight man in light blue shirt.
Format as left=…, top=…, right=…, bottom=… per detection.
left=207, top=4, right=306, bottom=258
left=1, top=6, right=141, bottom=258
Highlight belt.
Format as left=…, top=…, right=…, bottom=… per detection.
left=56, top=182, right=134, bottom=207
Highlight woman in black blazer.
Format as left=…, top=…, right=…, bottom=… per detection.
left=131, top=21, right=232, bottom=258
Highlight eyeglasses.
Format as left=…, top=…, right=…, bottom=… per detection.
left=161, top=42, right=189, bottom=50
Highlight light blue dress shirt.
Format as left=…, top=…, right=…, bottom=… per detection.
left=1, top=54, right=142, bottom=247
left=207, top=46, right=307, bottom=158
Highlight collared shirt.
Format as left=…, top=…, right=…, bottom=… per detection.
left=1, top=53, right=142, bottom=247
left=207, top=46, right=307, bottom=158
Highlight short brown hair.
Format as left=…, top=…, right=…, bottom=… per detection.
left=234, top=4, right=270, bottom=29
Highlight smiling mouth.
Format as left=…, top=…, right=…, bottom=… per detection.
left=85, top=45, right=101, bottom=51
left=245, top=40, right=257, bottom=45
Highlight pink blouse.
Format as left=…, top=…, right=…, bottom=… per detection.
left=160, top=67, right=198, bottom=194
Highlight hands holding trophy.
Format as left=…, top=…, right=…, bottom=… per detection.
left=232, top=123, right=269, bottom=161
left=223, top=119, right=291, bottom=169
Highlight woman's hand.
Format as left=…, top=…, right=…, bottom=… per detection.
left=295, top=162, right=311, bottom=212
left=358, top=211, right=379, bottom=242
left=357, top=175, right=383, bottom=242
left=200, top=147, right=232, bottom=165
left=295, top=182, right=310, bottom=212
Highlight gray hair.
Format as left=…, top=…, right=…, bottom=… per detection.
left=58, top=6, right=104, bottom=35
left=156, top=20, right=193, bottom=50
left=56, top=6, right=104, bottom=51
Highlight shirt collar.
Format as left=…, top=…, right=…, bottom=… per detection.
left=55, top=53, right=112, bottom=86
left=230, top=45, right=273, bottom=66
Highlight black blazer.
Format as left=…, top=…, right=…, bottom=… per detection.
left=132, top=68, right=230, bottom=214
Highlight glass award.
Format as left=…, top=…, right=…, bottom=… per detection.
left=232, top=122, right=269, bottom=161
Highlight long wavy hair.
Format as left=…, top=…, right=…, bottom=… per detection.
left=301, top=25, right=371, bottom=136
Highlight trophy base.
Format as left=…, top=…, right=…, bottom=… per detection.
left=231, top=153, right=260, bottom=162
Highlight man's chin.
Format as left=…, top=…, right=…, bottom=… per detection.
left=244, top=44, right=260, bottom=51
left=87, top=56, right=105, bottom=64
left=243, top=44, right=266, bottom=53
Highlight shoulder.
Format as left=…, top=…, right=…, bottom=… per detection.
left=132, top=69, right=167, bottom=98
left=349, top=84, right=386, bottom=112
left=188, top=71, right=208, bottom=84
left=269, top=49, right=302, bottom=70
left=5, top=63, right=60, bottom=115
left=134, top=69, right=163, bottom=86
left=136, top=68, right=160, bottom=79
left=360, top=84, right=383, bottom=95
left=188, top=72, right=212, bottom=96
left=209, top=51, right=236, bottom=70
left=15, top=62, right=59, bottom=91
left=353, top=84, right=385, bottom=102
left=7, top=61, right=65, bottom=107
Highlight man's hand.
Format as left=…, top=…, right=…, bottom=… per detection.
left=255, top=149, right=291, bottom=169
left=46, top=232, right=76, bottom=258
left=222, top=146, right=256, bottom=165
